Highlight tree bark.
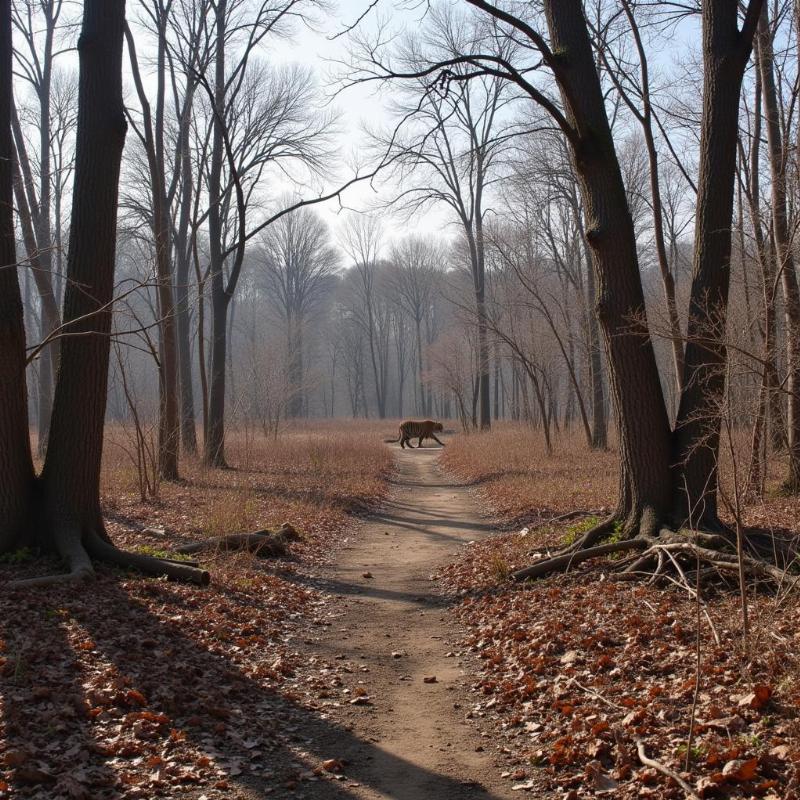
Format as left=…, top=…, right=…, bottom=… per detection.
left=0, top=0, right=35, bottom=550
left=0, top=0, right=208, bottom=587
left=672, top=0, right=761, bottom=525
left=756, top=3, right=800, bottom=491
left=39, top=0, right=128, bottom=541
left=545, top=0, right=673, bottom=534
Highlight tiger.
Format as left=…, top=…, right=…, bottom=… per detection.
left=384, top=420, right=445, bottom=449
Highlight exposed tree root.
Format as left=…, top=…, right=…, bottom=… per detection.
left=565, top=515, right=618, bottom=552
left=511, top=513, right=800, bottom=592
left=172, top=522, right=301, bottom=558
left=8, top=526, right=95, bottom=588
left=7, top=527, right=210, bottom=589
left=512, top=538, right=647, bottom=581
left=87, top=532, right=210, bottom=585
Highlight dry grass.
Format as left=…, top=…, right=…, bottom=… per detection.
left=442, top=421, right=800, bottom=539
left=441, top=423, right=618, bottom=526
left=99, top=420, right=394, bottom=566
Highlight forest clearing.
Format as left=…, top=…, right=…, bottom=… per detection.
left=4, top=0, right=800, bottom=797
left=1, top=423, right=798, bottom=798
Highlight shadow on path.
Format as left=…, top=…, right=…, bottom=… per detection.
left=0, top=573, right=506, bottom=799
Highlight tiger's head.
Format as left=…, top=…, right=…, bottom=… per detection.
left=433, top=422, right=444, bottom=432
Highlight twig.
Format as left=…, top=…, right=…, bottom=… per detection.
left=635, top=738, right=700, bottom=800
left=567, top=677, right=624, bottom=711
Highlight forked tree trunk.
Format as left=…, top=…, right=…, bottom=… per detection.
left=545, top=0, right=673, bottom=534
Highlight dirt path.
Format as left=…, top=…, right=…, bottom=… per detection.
left=300, top=446, right=518, bottom=800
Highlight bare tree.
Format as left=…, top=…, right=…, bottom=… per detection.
left=754, top=2, right=800, bottom=491
left=388, top=235, right=444, bottom=417
left=348, top=0, right=768, bottom=577
left=11, top=0, right=69, bottom=453
left=125, top=0, right=181, bottom=480
left=258, top=206, right=340, bottom=417
left=339, top=214, right=392, bottom=418
left=356, top=5, right=523, bottom=429
left=201, top=0, right=333, bottom=465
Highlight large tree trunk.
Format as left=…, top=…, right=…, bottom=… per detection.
left=38, top=0, right=129, bottom=565
left=672, top=1, right=760, bottom=526
left=0, top=0, right=35, bottom=551
left=545, top=0, right=673, bottom=534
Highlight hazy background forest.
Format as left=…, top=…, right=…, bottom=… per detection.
left=12, top=0, right=729, bottom=469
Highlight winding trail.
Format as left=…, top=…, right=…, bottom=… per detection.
left=302, top=445, right=517, bottom=800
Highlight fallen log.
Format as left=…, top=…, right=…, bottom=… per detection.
left=173, top=522, right=301, bottom=558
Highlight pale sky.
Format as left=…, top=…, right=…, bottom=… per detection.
left=15, top=0, right=700, bottom=259
left=268, top=0, right=453, bottom=249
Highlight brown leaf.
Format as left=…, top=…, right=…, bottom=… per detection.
left=3, top=749, right=28, bottom=768
left=14, top=765, right=55, bottom=785
left=722, top=757, right=759, bottom=782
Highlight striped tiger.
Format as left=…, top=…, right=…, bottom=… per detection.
left=384, top=420, right=445, bottom=449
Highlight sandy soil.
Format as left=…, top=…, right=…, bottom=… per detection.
left=296, top=445, right=520, bottom=800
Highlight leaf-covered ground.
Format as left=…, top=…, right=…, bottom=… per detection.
left=438, top=425, right=800, bottom=798
left=0, top=423, right=393, bottom=799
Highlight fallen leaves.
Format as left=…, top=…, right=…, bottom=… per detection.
left=0, top=425, right=394, bottom=798
left=435, top=483, right=800, bottom=800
